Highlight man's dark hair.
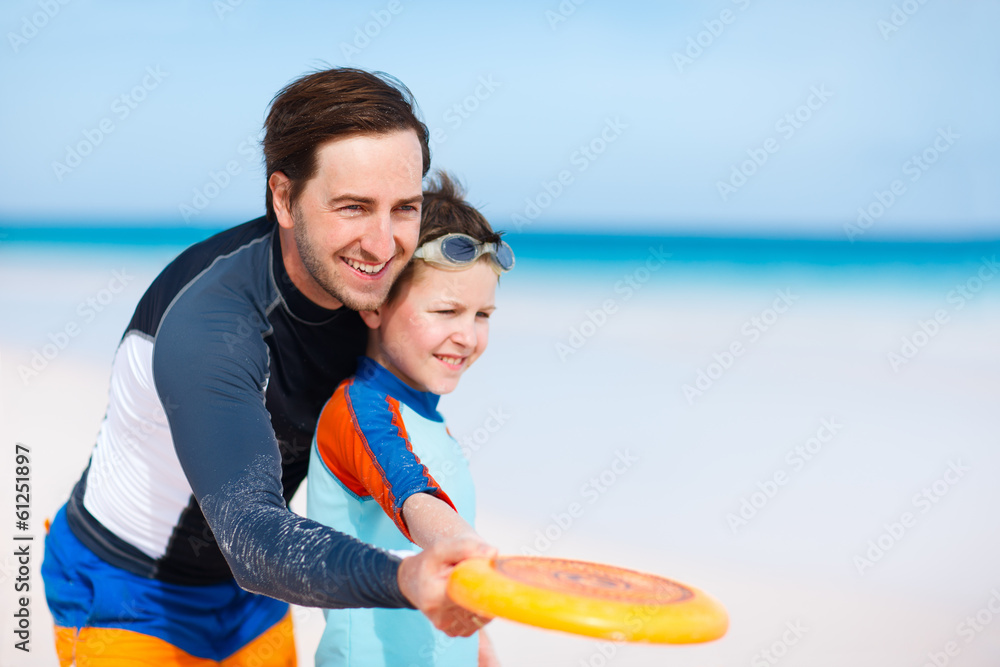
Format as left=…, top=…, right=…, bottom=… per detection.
left=387, top=171, right=503, bottom=303
left=262, top=67, right=431, bottom=223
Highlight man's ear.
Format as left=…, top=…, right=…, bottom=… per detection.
left=358, top=309, right=382, bottom=329
left=269, top=171, right=293, bottom=229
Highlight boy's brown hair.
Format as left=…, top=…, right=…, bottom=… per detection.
left=387, top=171, right=502, bottom=303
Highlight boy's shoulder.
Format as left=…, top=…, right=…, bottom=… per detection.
left=330, top=357, right=443, bottom=429
left=318, top=370, right=421, bottom=442
left=324, top=374, right=392, bottom=428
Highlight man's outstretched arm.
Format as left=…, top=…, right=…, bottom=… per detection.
left=152, top=296, right=491, bottom=627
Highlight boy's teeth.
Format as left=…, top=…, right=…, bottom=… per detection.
left=347, top=258, right=387, bottom=274
left=438, top=356, right=462, bottom=365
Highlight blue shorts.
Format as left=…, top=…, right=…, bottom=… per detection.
left=41, top=504, right=290, bottom=662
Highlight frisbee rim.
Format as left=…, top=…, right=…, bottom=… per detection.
left=446, top=556, right=728, bottom=644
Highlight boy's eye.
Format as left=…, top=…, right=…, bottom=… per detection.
left=476, top=311, right=492, bottom=319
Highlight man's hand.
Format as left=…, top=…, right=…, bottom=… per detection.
left=397, top=535, right=497, bottom=637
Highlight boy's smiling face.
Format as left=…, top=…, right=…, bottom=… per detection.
left=361, top=260, right=497, bottom=395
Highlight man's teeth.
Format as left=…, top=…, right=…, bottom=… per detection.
left=347, top=258, right=387, bottom=274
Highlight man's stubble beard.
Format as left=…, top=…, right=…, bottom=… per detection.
left=292, top=206, right=401, bottom=312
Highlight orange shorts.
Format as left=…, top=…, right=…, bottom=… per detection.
left=53, top=612, right=296, bottom=667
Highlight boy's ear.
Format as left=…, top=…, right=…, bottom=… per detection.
left=358, top=309, right=382, bottom=329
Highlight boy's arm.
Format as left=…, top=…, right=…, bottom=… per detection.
left=478, top=629, right=501, bottom=666
left=402, top=492, right=481, bottom=549
left=403, top=492, right=500, bottom=653
left=314, top=383, right=460, bottom=542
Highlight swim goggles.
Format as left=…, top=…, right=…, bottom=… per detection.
left=412, top=233, right=515, bottom=274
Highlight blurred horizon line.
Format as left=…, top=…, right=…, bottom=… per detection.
left=2, top=219, right=999, bottom=243
left=3, top=222, right=998, bottom=267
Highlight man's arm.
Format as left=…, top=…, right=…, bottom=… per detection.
left=398, top=535, right=497, bottom=637
left=150, top=290, right=469, bottom=615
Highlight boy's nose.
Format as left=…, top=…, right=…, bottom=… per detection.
left=451, top=319, right=477, bottom=349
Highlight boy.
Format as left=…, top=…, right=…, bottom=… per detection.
left=307, top=172, right=514, bottom=666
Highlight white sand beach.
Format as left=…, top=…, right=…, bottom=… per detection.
left=2, top=244, right=999, bottom=666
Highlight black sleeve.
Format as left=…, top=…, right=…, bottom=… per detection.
left=152, top=290, right=414, bottom=610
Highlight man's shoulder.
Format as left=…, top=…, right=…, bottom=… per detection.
left=164, top=216, right=275, bottom=290
left=178, top=216, right=274, bottom=260
left=128, top=217, right=276, bottom=340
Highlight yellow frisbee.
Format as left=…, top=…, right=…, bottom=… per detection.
left=447, top=556, right=728, bottom=644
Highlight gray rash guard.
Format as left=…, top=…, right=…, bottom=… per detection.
left=63, top=216, right=413, bottom=609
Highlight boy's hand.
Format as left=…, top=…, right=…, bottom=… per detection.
left=397, top=535, right=497, bottom=637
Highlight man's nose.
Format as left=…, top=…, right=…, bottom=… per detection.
left=359, top=211, right=395, bottom=262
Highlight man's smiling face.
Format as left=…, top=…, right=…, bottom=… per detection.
left=272, top=130, right=424, bottom=311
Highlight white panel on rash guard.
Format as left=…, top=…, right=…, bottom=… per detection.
left=83, top=332, right=192, bottom=560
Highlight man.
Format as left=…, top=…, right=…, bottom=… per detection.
left=41, top=68, right=494, bottom=666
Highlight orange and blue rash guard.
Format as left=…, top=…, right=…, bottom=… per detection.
left=308, top=356, right=478, bottom=667
left=311, top=356, right=474, bottom=540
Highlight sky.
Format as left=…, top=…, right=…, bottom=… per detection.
left=1, top=0, right=998, bottom=239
